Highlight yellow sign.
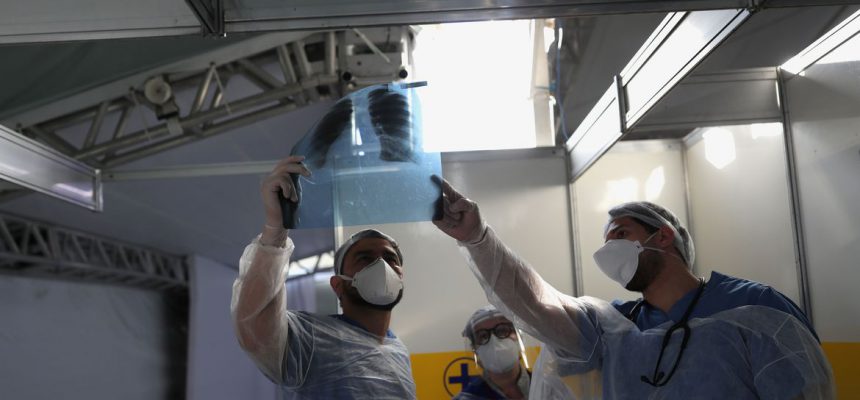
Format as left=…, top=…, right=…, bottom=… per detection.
left=410, top=347, right=542, bottom=399
left=822, top=342, right=860, bottom=400
left=411, top=350, right=477, bottom=399
left=443, top=356, right=482, bottom=397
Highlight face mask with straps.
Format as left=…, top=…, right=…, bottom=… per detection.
left=593, top=230, right=685, bottom=288
left=338, top=258, right=403, bottom=306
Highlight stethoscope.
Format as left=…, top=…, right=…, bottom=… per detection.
left=627, top=277, right=707, bottom=387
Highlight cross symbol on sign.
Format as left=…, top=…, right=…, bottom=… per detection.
left=448, top=362, right=478, bottom=390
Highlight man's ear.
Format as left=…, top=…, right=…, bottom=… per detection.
left=658, top=225, right=676, bottom=248
left=330, top=275, right=343, bottom=298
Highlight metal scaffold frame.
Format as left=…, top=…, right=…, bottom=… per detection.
left=0, top=27, right=413, bottom=210
left=0, top=212, right=189, bottom=291
left=8, top=28, right=412, bottom=170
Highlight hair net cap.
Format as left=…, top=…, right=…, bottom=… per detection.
left=462, top=305, right=506, bottom=342
left=604, top=201, right=695, bottom=266
left=334, top=229, right=403, bottom=275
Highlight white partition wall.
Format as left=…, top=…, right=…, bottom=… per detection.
left=784, top=37, right=860, bottom=343
left=779, top=31, right=860, bottom=399
left=684, top=123, right=802, bottom=304
left=187, top=255, right=278, bottom=400
left=572, top=140, right=689, bottom=301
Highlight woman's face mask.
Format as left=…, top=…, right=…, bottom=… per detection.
left=476, top=336, right=520, bottom=374
left=338, top=258, right=403, bottom=305
left=593, top=231, right=661, bottom=287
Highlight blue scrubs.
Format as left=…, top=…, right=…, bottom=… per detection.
left=455, top=377, right=506, bottom=400
left=453, top=370, right=531, bottom=400
left=612, top=270, right=818, bottom=341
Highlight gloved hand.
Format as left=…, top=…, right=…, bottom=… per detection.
left=431, top=175, right=486, bottom=243
left=260, top=156, right=312, bottom=234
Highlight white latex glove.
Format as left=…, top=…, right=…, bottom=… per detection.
left=432, top=175, right=486, bottom=243
left=260, top=156, right=311, bottom=245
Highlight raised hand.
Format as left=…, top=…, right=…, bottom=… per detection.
left=431, top=175, right=485, bottom=243
left=261, top=156, right=312, bottom=231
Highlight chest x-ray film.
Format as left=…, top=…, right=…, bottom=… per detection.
left=281, top=82, right=442, bottom=229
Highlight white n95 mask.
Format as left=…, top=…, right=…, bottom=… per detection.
left=593, top=232, right=659, bottom=287
left=339, top=258, right=403, bottom=305
left=476, top=336, right=520, bottom=374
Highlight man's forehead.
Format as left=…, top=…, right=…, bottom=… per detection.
left=347, top=238, right=397, bottom=255
left=606, top=217, right=638, bottom=233
left=474, top=315, right=509, bottom=330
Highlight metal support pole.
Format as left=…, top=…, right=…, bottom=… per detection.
left=191, top=64, right=217, bottom=113
left=237, top=59, right=284, bottom=90
left=83, top=101, right=110, bottom=149
left=680, top=139, right=698, bottom=274
left=291, top=41, right=320, bottom=101
left=25, top=125, right=76, bottom=155
left=325, top=31, right=337, bottom=76
left=111, top=106, right=131, bottom=141
left=776, top=67, right=814, bottom=322
left=277, top=44, right=306, bottom=105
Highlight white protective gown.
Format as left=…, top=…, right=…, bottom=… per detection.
left=459, top=227, right=834, bottom=399
left=231, top=236, right=416, bottom=399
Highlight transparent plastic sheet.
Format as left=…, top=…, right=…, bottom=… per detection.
left=231, top=237, right=417, bottom=399
left=281, top=82, right=442, bottom=229
left=458, top=226, right=835, bottom=400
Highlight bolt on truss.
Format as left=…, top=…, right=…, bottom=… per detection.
left=0, top=211, right=189, bottom=291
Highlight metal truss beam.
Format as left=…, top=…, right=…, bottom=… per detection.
left=1, top=27, right=413, bottom=198
left=11, top=36, right=340, bottom=169
left=0, top=212, right=188, bottom=291
left=6, top=28, right=411, bottom=169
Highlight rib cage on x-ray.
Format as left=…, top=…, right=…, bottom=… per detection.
left=305, top=97, right=354, bottom=170
left=368, top=87, right=415, bottom=163
left=281, top=82, right=441, bottom=229
left=303, top=87, right=417, bottom=170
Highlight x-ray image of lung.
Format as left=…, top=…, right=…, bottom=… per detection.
left=280, top=82, right=442, bottom=229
